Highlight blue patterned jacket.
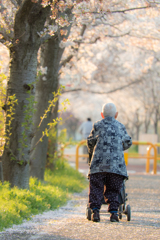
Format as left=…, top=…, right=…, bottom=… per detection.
left=87, top=116, right=132, bottom=179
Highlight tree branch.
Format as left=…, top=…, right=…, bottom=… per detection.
left=62, top=79, right=142, bottom=94
left=73, top=36, right=101, bottom=44
left=59, top=24, right=87, bottom=70
left=60, top=54, right=74, bottom=68
left=80, top=24, right=87, bottom=37
left=90, top=5, right=153, bottom=21
left=73, top=30, right=130, bottom=45
left=105, top=31, right=131, bottom=38
left=59, top=30, right=130, bottom=70
left=102, top=5, right=152, bottom=14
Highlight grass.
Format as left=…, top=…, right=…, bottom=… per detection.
left=128, top=145, right=138, bottom=153
left=0, top=162, right=88, bottom=231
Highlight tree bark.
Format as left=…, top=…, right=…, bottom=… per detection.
left=29, top=37, right=65, bottom=180
left=2, top=1, right=50, bottom=188
left=144, top=116, right=150, bottom=134
left=134, top=110, right=142, bottom=141
left=29, top=6, right=73, bottom=180
left=154, top=107, right=159, bottom=135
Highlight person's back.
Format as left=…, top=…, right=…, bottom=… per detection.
left=79, top=118, right=93, bottom=162
left=86, top=102, right=132, bottom=223
left=88, top=116, right=130, bottom=178
left=79, top=118, right=93, bottom=140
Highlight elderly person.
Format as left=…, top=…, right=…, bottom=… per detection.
left=87, top=103, right=132, bottom=222
left=79, top=118, right=93, bottom=162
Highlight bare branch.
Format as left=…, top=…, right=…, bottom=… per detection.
left=80, top=24, right=86, bottom=37
left=74, top=31, right=130, bottom=45
left=104, top=5, right=152, bottom=14
left=73, top=36, right=100, bottom=44
left=103, top=79, right=142, bottom=94
left=62, top=79, right=142, bottom=95
left=59, top=29, right=130, bottom=71
left=105, top=31, right=131, bottom=38
left=60, top=54, right=74, bottom=68
left=59, top=24, right=87, bottom=70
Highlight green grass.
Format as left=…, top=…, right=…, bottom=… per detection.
left=0, top=162, right=88, bottom=231
left=128, top=144, right=138, bottom=153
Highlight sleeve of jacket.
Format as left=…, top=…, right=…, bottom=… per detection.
left=121, top=125, right=132, bottom=151
left=87, top=124, right=97, bottom=155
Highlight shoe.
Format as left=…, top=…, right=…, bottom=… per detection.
left=110, top=213, right=119, bottom=222
left=91, top=209, right=100, bottom=222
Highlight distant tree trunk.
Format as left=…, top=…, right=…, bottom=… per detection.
left=135, top=125, right=140, bottom=141
left=2, top=1, right=50, bottom=188
left=29, top=37, right=65, bottom=180
left=144, top=119, right=150, bottom=133
left=154, top=107, right=159, bottom=135
left=144, top=107, right=153, bottom=133
left=134, top=110, right=142, bottom=141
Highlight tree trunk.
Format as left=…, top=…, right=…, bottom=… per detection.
left=135, top=125, right=140, bottom=141
left=46, top=100, right=59, bottom=170
left=2, top=44, right=39, bottom=188
left=2, top=1, right=50, bottom=188
left=144, top=120, right=150, bottom=133
left=29, top=37, right=65, bottom=180
left=29, top=6, right=73, bottom=180
left=154, top=108, right=159, bottom=134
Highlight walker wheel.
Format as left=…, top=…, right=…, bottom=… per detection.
left=86, top=207, right=92, bottom=220
left=123, top=203, right=126, bottom=212
left=118, top=205, right=123, bottom=220
left=126, top=205, right=131, bottom=221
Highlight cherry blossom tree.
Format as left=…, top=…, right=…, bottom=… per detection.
left=0, top=0, right=160, bottom=188
left=59, top=1, right=160, bottom=140
left=0, top=0, right=75, bottom=187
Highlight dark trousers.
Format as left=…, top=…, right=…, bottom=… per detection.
left=89, top=172, right=124, bottom=212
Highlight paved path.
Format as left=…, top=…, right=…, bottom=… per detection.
left=0, top=172, right=159, bottom=240
left=0, top=146, right=160, bottom=239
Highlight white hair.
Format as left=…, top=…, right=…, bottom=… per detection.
left=102, top=103, right=117, bottom=117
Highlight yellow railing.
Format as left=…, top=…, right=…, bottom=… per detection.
left=155, top=143, right=160, bottom=162
left=74, top=140, right=157, bottom=174
left=75, top=140, right=87, bottom=170
left=146, top=143, right=160, bottom=173
left=131, top=141, right=157, bottom=174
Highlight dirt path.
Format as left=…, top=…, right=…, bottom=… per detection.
left=0, top=174, right=160, bottom=240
